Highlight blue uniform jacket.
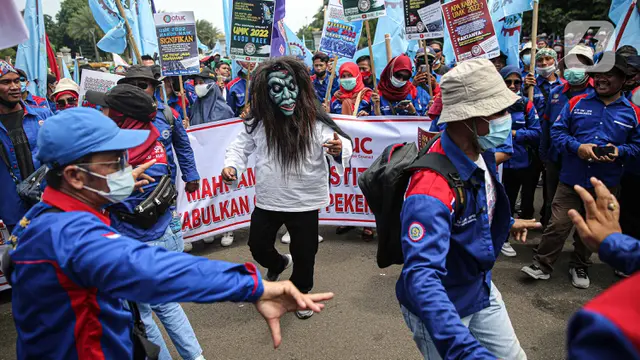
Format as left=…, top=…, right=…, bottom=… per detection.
left=379, top=87, right=430, bottom=116
left=153, top=101, right=200, bottom=184
left=551, top=92, right=640, bottom=188
left=396, top=131, right=514, bottom=359
left=24, top=93, right=53, bottom=118
left=0, top=101, right=50, bottom=228
left=166, top=92, right=189, bottom=120
left=311, top=74, right=340, bottom=104
left=540, top=82, right=595, bottom=163
left=567, top=233, right=640, bottom=360
left=531, top=75, right=566, bottom=117
left=505, top=97, right=541, bottom=169
left=9, top=187, right=263, bottom=360
left=330, top=95, right=374, bottom=115
left=226, top=77, right=246, bottom=117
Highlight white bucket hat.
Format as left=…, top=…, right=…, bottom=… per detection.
left=438, top=58, right=519, bottom=124
left=52, top=78, right=80, bottom=96
left=561, top=44, right=594, bottom=66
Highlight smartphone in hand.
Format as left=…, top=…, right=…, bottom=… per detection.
left=593, top=146, right=616, bottom=158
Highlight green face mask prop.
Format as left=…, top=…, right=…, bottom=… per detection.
left=267, top=70, right=298, bottom=116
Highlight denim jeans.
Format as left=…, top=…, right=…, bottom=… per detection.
left=401, top=282, right=527, bottom=360
left=139, top=224, right=202, bottom=360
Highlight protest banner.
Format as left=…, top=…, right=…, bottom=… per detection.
left=318, top=0, right=363, bottom=59
left=229, top=0, right=275, bottom=62
left=403, top=0, right=444, bottom=40
left=442, top=0, right=500, bottom=62
left=342, top=0, right=387, bottom=21
left=175, top=115, right=432, bottom=243
left=78, top=69, right=123, bottom=103
left=154, top=11, right=200, bottom=76
left=418, top=127, right=438, bottom=150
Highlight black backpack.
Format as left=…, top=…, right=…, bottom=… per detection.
left=358, top=134, right=472, bottom=268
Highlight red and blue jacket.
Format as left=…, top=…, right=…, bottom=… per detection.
left=396, top=130, right=514, bottom=360
left=8, top=187, right=263, bottom=360
left=24, top=93, right=53, bottom=117
left=567, top=233, right=640, bottom=360
left=551, top=91, right=640, bottom=188
left=330, top=93, right=374, bottom=115
left=226, top=77, right=247, bottom=117
left=311, top=73, right=340, bottom=104
left=378, top=87, right=431, bottom=116
left=531, top=75, right=566, bottom=117
left=0, top=101, right=51, bottom=228
left=539, top=81, right=595, bottom=163
left=504, top=96, right=541, bottom=170
left=153, top=101, right=200, bottom=184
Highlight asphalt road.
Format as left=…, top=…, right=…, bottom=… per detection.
left=0, top=190, right=621, bottom=360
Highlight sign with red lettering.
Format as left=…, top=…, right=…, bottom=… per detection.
left=175, top=115, right=432, bottom=243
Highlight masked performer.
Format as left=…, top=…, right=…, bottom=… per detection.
left=222, top=57, right=352, bottom=320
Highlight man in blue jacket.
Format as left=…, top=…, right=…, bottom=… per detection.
left=311, top=52, right=340, bottom=104
left=4, top=107, right=332, bottom=360
left=0, top=61, right=51, bottom=233
left=398, top=59, right=540, bottom=360
left=522, top=52, right=640, bottom=289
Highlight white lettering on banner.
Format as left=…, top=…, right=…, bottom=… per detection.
left=175, top=116, right=432, bottom=243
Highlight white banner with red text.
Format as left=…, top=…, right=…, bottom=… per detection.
left=176, top=116, right=432, bottom=243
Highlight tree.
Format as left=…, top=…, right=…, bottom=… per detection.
left=67, top=6, right=104, bottom=61
left=56, top=0, right=93, bottom=55
left=196, top=20, right=223, bottom=48
left=521, top=0, right=610, bottom=39
left=44, top=14, right=62, bottom=51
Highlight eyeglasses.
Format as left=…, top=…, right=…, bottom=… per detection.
left=127, top=80, right=152, bottom=90
left=505, top=80, right=522, bottom=87
left=432, top=48, right=442, bottom=53
left=76, top=152, right=129, bottom=171
left=56, top=98, right=78, bottom=107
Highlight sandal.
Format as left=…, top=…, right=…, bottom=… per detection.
left=362, top=227, right=375, bottom=242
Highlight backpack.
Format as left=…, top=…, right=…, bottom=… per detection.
left=358, top=134, right=472, bottom=268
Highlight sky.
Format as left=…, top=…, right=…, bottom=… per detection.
left=13, top=0, right=323, bottom=33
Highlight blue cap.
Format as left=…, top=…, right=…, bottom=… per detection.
left=37, top=107, right=150, bottom=168
left=500, top=65, right=522, bottom=79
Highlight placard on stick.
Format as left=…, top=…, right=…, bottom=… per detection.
left=404, top=0, right=444, bottom=40
left=229, top=0, right=275, bottom=62
left=342, top=0, right=386, bottom=21
left=154, top=11, right=200, bottom=76
left=442, top=0, right=500, bottom=62
left=318, top=0, right=363, bottom=59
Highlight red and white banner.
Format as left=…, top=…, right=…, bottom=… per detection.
left=176, top=115, right=432, bottom=243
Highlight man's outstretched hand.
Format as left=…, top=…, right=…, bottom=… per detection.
left=511, top=219, right=542, bottom=243
left=255, top=281, right=334, bottom=349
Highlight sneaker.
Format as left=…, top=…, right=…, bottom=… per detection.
left=501, top=242, right=517, bottom=257
left=281, top=232, right=324, bottom=244
left=295, top=309, right=314, bottom=319
left=570, top=267, right=590, bottom=289
left=318, top=235, right=324, bottom=243
left=521, top=264, right=550, bottom=280
left=221, top=232, right=234, bottom=247
left=203, top=236, right=215, bottom=244
left=265, top=254, right=293, bottom=282
left=183, top=241, right=193, bottom=253
left=614, top=269, right=630, bottom=278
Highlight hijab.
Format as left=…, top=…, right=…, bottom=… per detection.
left=333, top=62, right=372, bottom=115
left=378, top=55, right=418, bottom=102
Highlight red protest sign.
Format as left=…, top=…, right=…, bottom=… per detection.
left=442, top=0, right=500, bottom=62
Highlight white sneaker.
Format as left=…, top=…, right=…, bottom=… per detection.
left=570, top=267, right=590, bottom=289
left=203, top=236, right=215, bottom=244
left=501, top=242, right=517, bottom=257
left=318, top=234, right=324, bottom=243
left=183, top=241, right=193, bottom=253
left=295, top=309, right=314, bottom=319
left=521, top=264, right=550, bottom=280
left=221, top=232, right=234, bottom=247
left=281, top=232, right=291, bottom=244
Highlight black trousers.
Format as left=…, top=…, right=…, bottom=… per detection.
left=503, top=167, right=538, bottom=219
left=248, top=207, right=319, bottom=293
left=620, top=172, right=640, bottom=240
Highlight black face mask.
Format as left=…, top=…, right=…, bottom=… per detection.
left=316, top=70, right=327, bottom=78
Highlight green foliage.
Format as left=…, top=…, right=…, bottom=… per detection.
left=0, top=47, right=17, bottom=62
left=522, top=0, right=611, bottom=38
left=196, top=19, right=223, bottom=48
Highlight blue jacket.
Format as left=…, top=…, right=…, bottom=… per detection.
left=379, top=87, right=430, bottom=116
left=397, top=131, right=513, bottom=359
left=226, top=77, right=247, bottom=117
left=505, top=97, right=541, bottom=169
left=540, top=82, right=595, bottom=163
left=551, top=92, right=640, bottom=188
left=311, top=74, right=340, bottom=103
left=531, top=75, right=566, bottom=117
left=567, top=233, right=640, bottom=360
left=166, top=92, right=189, bottom=120
left=0, top=101, right=50, bottom=228
left=330, top=93, right=374, bottom=115
left=153, top=101, right=200, bottom=184
left=24, top=93, right=53, bottom=118
left=9, top=187, right=263, bottom=360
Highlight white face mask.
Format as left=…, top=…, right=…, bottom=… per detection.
left=391, top=76, right=407, bottom=88
left=78, top=165, right=135, bottom=203
left=195, top=84, right=211, bottom=98
left=536, top=64, right=556, bottom=78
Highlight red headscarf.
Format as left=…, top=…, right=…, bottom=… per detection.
left=377, top=55, right=418, bottom=102
left=108, top=109, right=165, bottom=166
left=333, top=62, right=372, bottom=115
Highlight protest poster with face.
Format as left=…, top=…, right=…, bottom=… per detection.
left=404, top=0, right=444, bottom=40
left=229, top=0, right=275, bottom=62
left=442, top=0, right=500, bottom=62
left=154, top=11, right=200, bottom=76
left=78, top=70, right=123, bottom=103
left=342, top=0, right=387, bottom=21
left=318, top=0, right=363, bottom=59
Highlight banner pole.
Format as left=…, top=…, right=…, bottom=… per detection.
left=385, top=33, right=392, bottom=62
left=365, top=20, right=377, bottom=90
left=613, top=0, right=637, bottom=51
left=243, top=63, right=252, bottom=114
left=527, top=0, right=539, bottom=100
left=178, top=75, right=188, bottom=121
left=421, top=40, right=433, bottom=97
left=115, top=0, right=142, bottom=63
left=324, top=55, right=339, bottom=108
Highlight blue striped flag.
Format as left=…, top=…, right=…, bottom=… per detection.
left=15, top=0, right=47, bottom=97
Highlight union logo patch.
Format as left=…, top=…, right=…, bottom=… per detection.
left=408, top=222, right=425, bottom=242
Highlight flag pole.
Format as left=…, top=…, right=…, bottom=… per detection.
left=527, top=0, right=539, bottom=100
left=324, top=55, right=339, bottom=108
left=385, top=34, right=392, bottom=62
left=365, top=19, right=381, bottom=115
left=115, top=0, right=142, bottom=64
left=613, top=0, right=638, bottom=51
left=178, top=75, right=188, bottom=121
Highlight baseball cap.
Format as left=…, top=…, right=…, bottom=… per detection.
left=37, top=107, right=149, bottom=168
left=84, top=90, right=108, bottom=107
left=52, top=78, right=80, bottom=97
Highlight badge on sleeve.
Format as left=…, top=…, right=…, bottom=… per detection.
left=409, top=222, right=425, bottom=242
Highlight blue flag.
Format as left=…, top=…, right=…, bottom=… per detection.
left=135, top=0, right=159, bottom=57
left=607, top=0, right=640, bottom=51
left=61, top=58, right=72, bottom=79
left=213, top=40, right=222, bottom=55
left=494, top=13, right=523, bottom=67
left=284, top=23, right=313, bottom=67
left=15, top=0, right=47, bottom=97
left=488, top=0, right=533, bottom=19
left=271, top=0, right=287, bottom=57
left=73, top=58, right=80, bottom=84
left=89, top=0, right=128, bottom=53
left=197, top=37, right=210, bottom=52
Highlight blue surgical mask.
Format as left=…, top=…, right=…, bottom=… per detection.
left=522, top=54, right=531, bottom=66
left=340, top=78, right=357, bottom=91
left=20, top=81, right=27, bottom=93
left=564, top=68, right=588, bottom=85
left=474, top=114, right=513, bottom=151
left=78, top=165, right=135, bottom=203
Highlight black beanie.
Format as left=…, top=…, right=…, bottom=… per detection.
left=104, top=84, right=157, bottom=122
